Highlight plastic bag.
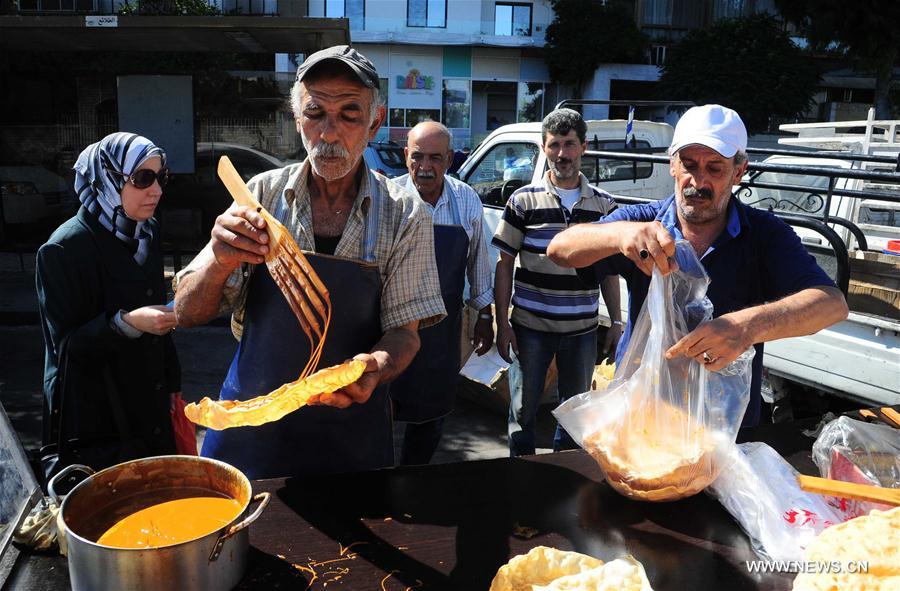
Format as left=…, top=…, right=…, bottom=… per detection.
left=553, top=240, right=753, bottom=501
left=707, top=442, right=843, bottom=562
left=812, top=415, right=900, bottom=519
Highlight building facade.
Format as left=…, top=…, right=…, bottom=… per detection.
left=292, top=0, right=573, bottom=149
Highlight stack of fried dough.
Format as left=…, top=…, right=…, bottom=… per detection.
left=792, top=506, right=899, bottom=590
left=489, top=546, right=653, bottom=591
left=583, top=401, right=720, bottom=501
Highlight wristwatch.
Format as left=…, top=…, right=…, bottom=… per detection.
left=478, top=313, right=493, bottom=320
left=612, top=320, right=624, bottom=327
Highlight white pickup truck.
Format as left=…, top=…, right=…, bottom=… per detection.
left=736, top=115, right=900, bottom=412
left=458, top=114, right=900, bottom=416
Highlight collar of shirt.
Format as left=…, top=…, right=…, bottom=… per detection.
left=541, top=170, right=595, bottom=207
left=656, top=193, right=745, bottom=257
left=279, top=158, right=374, bottom=257
left=399, top=172, right=451, bottom=212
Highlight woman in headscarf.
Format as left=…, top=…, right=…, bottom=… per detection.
left=37, top=132, right=183, bottom=475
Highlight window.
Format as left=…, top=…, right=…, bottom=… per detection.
left=464, top=142, right=540, bottom=207
left=495, top=2, right=532, bottom=36
left=407, top=0, right=447, bottom=27
left=307, top=0, right=365, bottom=30
left=442, top=80, right=471, bottom=129
left=388, top=108, right=440, bottom=128
left=581, top=140, right=654, bottom=183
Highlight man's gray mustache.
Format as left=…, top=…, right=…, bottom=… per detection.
left=416, top=170, right=436, bottom=179
left=683, top=186, right=713, bottom=199
left=310, top=142, right=349, bottom=159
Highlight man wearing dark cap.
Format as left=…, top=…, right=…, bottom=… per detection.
left=548, top=104, right=848, bottom=427
left=174, top=45, right=446, bottom=477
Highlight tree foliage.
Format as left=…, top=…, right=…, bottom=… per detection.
left=656, top=13, right=819, bottom=134
left=118, top=0, right=220, bottom=16
left=543, top=0, right=648, bottom=97
left=775, top=0, right=900, bottom=119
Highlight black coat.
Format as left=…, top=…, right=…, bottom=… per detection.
left=36, top=206, right=180, bottom=468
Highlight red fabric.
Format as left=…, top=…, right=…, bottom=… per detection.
left=170, top=393, right=198, bottom=455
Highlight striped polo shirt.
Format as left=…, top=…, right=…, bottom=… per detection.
left=492, top=171, right=616, bottom=334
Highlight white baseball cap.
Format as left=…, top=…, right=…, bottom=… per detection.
left=670, top=104, right=747, bottom=158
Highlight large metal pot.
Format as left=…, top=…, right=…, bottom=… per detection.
left=48, top=455, right=269, bottom=591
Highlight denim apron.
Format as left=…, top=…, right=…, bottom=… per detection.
left=201, top=184, right=392, bottom=478
left=391, top=177, right=469, bottom=423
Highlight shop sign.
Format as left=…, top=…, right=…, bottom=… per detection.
left=389, top=54, right=442, bottom=110
left=396, top=69, right=435, bottom=91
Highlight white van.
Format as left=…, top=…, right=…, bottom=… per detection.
left=456, top=118, right=675, bottom=272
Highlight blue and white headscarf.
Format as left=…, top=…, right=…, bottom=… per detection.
left=74, top=132, right=165, bottom=266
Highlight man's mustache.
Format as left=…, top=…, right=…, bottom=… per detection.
left=415, top=170, right=436, bottom=179
left=555, top=158, right=572, bottom=166
left=309, top=141, right=349, bottom=159
left=683, top=186, right=713, bottom=200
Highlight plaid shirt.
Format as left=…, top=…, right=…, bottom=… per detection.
left=175, top=160, right=446, bottom=336
left=393, top=173, right=494, bottom=311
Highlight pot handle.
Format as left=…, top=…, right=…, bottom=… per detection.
left=209, top=491, right=271, bottom=562
left=47, top=464, right=95, bottom=505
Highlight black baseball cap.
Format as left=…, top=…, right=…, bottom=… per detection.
left=295, top=45, right=380, bottom=90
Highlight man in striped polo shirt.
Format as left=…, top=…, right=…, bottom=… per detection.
left=492, top=108, right=622, bottom=457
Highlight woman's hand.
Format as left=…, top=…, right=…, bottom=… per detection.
left=123, top=305, right=178, bottom=335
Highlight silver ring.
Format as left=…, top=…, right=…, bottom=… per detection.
left=639, top=249, right=650, bottom=260
left=702, top=352, right=713, bottom=364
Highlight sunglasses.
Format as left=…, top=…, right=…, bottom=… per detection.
left=111, top=167, right=170, bottom=189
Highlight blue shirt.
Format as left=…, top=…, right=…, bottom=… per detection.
left=579, top=195, right=836, bottom=427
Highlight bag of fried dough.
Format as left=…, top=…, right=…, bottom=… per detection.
left=554, top=240, right=753, bottom=501
left=489, top=546, right=654, bottom=591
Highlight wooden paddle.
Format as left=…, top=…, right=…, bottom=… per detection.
left=797, top=474, right=900, bottom=506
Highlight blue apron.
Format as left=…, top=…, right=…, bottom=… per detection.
left=391, top=178, right=470, bottom=423
left=201, top=186, right=392, bottom=478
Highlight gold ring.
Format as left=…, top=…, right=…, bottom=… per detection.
left=702, top=352, right=713, bottom=363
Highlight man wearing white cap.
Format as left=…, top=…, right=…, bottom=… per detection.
left=547, top=104, right=848, bottom=426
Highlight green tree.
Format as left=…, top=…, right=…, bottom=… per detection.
left=118, top=0, right=220, bottom=16
left=544, top=0, right=648, bottom=98
left=657, top=13, right=819, bottom=134
left=775, top=0, right=899, bottom=119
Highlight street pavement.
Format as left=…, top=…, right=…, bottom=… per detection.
left=0, top=253, right=560, bottom=467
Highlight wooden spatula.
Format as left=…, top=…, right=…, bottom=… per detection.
left=216, top=155, right=332, bottom=379
left=880, top=407, right=900, bottom=428
left=797, top=474, right=900, bottom=506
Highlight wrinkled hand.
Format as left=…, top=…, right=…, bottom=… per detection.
left=309, top=353, right=380, bottom=409
left=665, top=313, right=752, bottom=372
left=620, top=221, right=677, bottom=277
left=473, top=317, right=494, bottom=356
left=495, top=321, right=518, bottom=364
left=210, top=204, right=270, bottom=271
left=123, top=305, right=177, bottom=335
left=601, top=322, right=622, bottom=358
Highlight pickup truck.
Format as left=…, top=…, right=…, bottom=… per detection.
left=457, top=112, right=900, bottom=418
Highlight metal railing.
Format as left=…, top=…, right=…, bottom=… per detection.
left=610, top=194, right=852, bottom=296
left=585, top=149, right=900, bottom=226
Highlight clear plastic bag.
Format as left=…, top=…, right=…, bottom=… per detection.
left=812, top=415, right=900, bottom=519
left=707, top=442, right=843, bottom=562
left=553, top=240, right=753, bottom=501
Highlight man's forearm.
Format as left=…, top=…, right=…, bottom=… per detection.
left=548, top=222, right=627, bottom=268
left=174, top=258, right=234, bottom=327
left=494, top=255, right=514, bottom=324
left=734, top=286, right=849, bottom=344
left=599, top=275, right=622, bottom=323
left=371, top=323, right=421, bottom=384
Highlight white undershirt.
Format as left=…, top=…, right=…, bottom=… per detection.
left=556, top=187, right=581, bottom=212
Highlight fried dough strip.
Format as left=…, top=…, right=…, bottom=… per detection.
left=184, top=359, right=366, bottom=430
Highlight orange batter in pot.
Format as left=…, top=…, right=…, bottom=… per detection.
left=97, top=496, right=242, bottom=548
